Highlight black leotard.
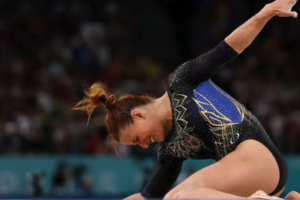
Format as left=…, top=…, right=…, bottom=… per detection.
left=141, top=41, right=287, bottom=198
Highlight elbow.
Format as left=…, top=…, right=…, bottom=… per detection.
left=224, top=38, right=244, bottom=54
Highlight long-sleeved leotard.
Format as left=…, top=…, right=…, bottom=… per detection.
left=142, top=41, right=237, bottom=198
left=141, top=41, right=287, bottom=198
left=167, top=41, right=238, bottom=89
left=142, top=41, right=287, bottom=198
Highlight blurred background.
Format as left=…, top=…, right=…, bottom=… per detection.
left=0, top=0, right=300, bottom=199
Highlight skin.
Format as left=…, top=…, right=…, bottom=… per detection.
left=119, top=92, right=172, bottom=148
left=122, top=0, right=300, bottom=199
left=284, top=191, right=300, bottom=199
left=251, top=190, right=300, bottom=200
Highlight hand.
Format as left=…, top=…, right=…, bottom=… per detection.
left=267, top=0, right=298, bottom=18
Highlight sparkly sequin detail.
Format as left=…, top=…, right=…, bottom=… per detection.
left=158, top=93, right=207, bottom=161
left=192, top=80, right=247, bottom=159
left=157, top=41, right=267, bottom=162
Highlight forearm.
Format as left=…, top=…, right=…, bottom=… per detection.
left=225, top=5, right=274, bottom=54
left=124, top=193, right=143, bottom=200
left=141, top=161, right=183, bottom=198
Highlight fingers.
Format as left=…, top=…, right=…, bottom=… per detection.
left=292, top=11, right=298, bottom=18
left=286, top=11, right=298, bottom=18
left=271, top=0, right=298, bottom=18
left=283, top=0, right=298, bottom=18
left=290, top=0, right=298, bottom=17
left=288, top=0, right=298, bottom=17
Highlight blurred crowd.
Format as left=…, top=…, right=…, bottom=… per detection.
left=1, top=0, right=300, bottom=156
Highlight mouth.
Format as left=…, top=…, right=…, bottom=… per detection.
left=150, top=136, right=155, bottom=144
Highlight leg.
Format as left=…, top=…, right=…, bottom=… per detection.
left=174, top=189, right=298, bottom=200
left=164, top=140, right=281, bottom=199
left=172, top=187, right=247, bottom=199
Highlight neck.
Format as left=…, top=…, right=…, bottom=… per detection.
left=153, top=92, right=173, bottom=129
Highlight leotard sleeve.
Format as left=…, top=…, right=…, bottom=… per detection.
left=167, top=41, right=239, bottom=89
left=141, top=159, right=183, bottom=198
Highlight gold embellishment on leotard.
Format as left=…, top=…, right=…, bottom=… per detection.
left=165, top=93, right=205, bottom=158
left=192, top=90, right=244, bottom=127
left=192, top=87, right=246, bottom=159
left=172, top=94, right=188, bottom=132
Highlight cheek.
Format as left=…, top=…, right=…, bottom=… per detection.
left=140, top=120, right=153, bottom=132
left=136, top=120, right=155, bottom=135
left=149, top=120, right=164, bottom=134
left=136, top=119, right=161, bottom=137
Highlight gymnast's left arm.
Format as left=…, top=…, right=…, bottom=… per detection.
left=123, top=161, right=183, bottom=199
left=140, top=160, right=183, bottom=199
left=179, top=0, right=297, bottom=84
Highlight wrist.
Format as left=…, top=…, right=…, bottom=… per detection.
left=259, top=4, right=276, bottom=19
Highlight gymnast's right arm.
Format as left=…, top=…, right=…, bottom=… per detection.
left=226, top=0, right=297, bottom=54
left=169, top=0, right=298, bottom=87
left=124, top=161, right=183, bottom=199
left=225, top=1, right=296, bottom=54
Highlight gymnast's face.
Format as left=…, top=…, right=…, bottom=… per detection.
left=118, top=109, right=165, bottom=148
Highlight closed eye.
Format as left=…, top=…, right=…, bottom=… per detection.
left=133, top=136, right=138, bottom=145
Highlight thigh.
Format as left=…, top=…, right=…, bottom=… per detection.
left=165, top=140, right=280, bottom=198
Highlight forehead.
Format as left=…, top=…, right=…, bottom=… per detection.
left=118, top=124, right=135, bottom=145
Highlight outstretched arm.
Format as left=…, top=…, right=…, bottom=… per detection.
left=168, top=0, right=298, bottom=88
left=225, top=0, right=298, bottom=54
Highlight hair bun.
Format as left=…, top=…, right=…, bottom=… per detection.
left=105, top=95, right=115, bottom=108
left=97, top=95, right=107, bottom=105
left=72, top=82, right=115, bottom=125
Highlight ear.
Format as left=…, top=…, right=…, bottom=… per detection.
left=131, top=110, right=145, bottom=119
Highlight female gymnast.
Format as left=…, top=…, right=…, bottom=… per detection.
left=74, top=0, right=300, bottom=199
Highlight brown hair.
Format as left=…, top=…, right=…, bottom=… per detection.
left=72, top=82, right=154, bottom=149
